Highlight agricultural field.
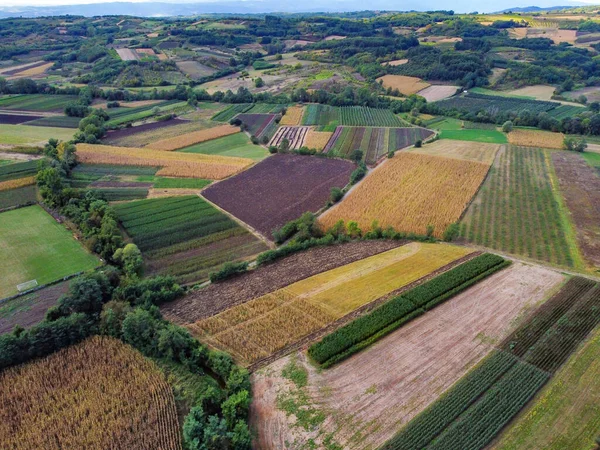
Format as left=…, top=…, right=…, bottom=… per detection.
left=76, top=143, right=254, bottom=179
left=376, top=75, right=430, bottom=95
left=102, top=119, right=215, bottom=147
left=211, top=103, right=253, bottom=122
left=439, top=129, right=508, bottom=144
left=304, top=129, right=333, bottom=151
left=0, top=205, right=100, bottom=299
left=460, top=146, right=578, bottom=268
left=416, top=85, right=458, bottom=102
left=319, top=153, right=491, bottom=238
left=508, top=129, right=564, bottom=149
left=325, top=126, right=434, bottom=163
left=0, top=159, right=38, bottom=182
left=0, top=175, right=35, bottom=191
left=409, top=139, right=500, bottom=164
left=301, top=104, right=403, bottom=127
left=187, top=243, right=473, bottom=366
left=105, top=100, right=187, bottom=128
left=252, top=262, right=565, bottom=449
left=0, top=112, right=45, bottom=125
left=235, top=113, right=277, bottom=138
left=546, top=105, right=587, bottom=120
left=0, top=185, right=37, bottom=211
left=279, top=105, right=304, bottom=125
left=552, top=151, right=600, bottom=268
left=202, top=154, right=355, bottom=239
left=113, top=196, right=267, bottom=284
left=176, top=60, right=216, bottom=79
left=0, top=94, right=78, bottom=112
left=25, top=115, right=81, bottom=128
left=179, top=132, right=268, bottom=160
left=0, top=336, right=181, bottom=449
left=0, top=124, right=75, bottom=146
left=436, top=93, right=559, bottom=116
left=145, top=124, right=239, bottom=151
left=269, top=126, right=311, bottom=149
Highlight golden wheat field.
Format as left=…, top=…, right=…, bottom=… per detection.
left=12, top=62, right=53, bottom=77
left=76, top=143, right=253, bottom=179
left=507, top=129, right=565, bottom=149
left=304, top=129, right=333, bottom=150
left=318, top=153, right=491, bottom=237
left=279, top=105, right=304, bottom=125
left=0, top=336, right=181, bottom=450
left=145, top=124, right=239, bottom=151
left=0, top=176, right=35, bottom=191
left=188, top=242, right=471, bottom=365
left=410, top=140, right=501, bottom=164
left=376, top=75, right=430, bottom=95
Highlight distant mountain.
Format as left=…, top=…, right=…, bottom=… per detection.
left=498, top=5, right=582, bottom=12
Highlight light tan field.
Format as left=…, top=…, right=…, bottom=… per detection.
left=416, top=85, right=458, bottom=102
left=512, top=27, right=577, bottom=44
left=76, top=143, right=253, bottom=179
left=145, top=124, right=239, bottom=151
left=147, top=188, right=204, bottom=198
left=304, top=129, right=333, bottom=151
left=409, top=139, right=501, bottom=164
left=135, top=48, right=155, bottom=55
left=279, top=105, right=304, bottom=125
left=103, top=119, right=216, bottom=147
left=508, top=129, right=564, bottom=149
left=95, top=100, right=163, bottom=109
left=251, top=262, right=565, bottom=450
left=376, top=75, right=430, bottom=96
left=507, top=85, right=556, bottom=100
left=115, top=48, right=139, bottom=61
left=318, top=152, right=491, bottom=238
left=324, top=35, right=346, bottom=40
left=0, top=61, right=43, bottom=74
left=10, top=62, right=53, bottom=78
left=381, top=59, right=408, bottom=66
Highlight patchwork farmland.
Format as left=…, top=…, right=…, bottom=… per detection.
left=113, top=196, right=267, bottom=284
left=508, top=129, right=565, bottom=149
left=235, top=113, right=277, bottom=138
left=301, top=104, right=403, bottom=127
left=319, top=152, right=491, bottom=238
left=145, top=124, right=239, bottom=151
left=269, top=126, right=311, bottom=149
left=409, top=139, right=500, bottom=164
left=202, top=154, right=355, bottom=239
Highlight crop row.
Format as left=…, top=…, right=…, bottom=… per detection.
left=0, top=160, right=38, bottom=183
left=308, top=253, right=508, bottom=367
left=301, top=104, right=403, bottom=127
left=269, top=126, right=310, bottom=149
left=90, top=188, right=148, bottom=201
left=245, top=104, right=286, bottom=114
left=0, top=94, right=77, bottom=112
left=211, top=103, right=253, bottom=122
left=236, top=113, right=277, bottom=138
left=437, top=93, right=559, bottom=116
left=114, top=195, right=199, bottom=218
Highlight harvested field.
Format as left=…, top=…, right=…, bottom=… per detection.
left=552, top=151, right=600, bottom=268
left=0, top=61, right=47, bottom=76
left=115, top=48, right=139, bottom=61
left=145, top=124, right=239, bottom=151
left=507, top=85, right=556, bottom=101
left=176, top=61, right=216, bottom=79
left=161, top=240, right=403, bottom=323
left=376, top=75, right=430, bottom=96
left=409, top=139, right=500, bottom=164
left=566, top=86, right=600, bottom=103
left=416, top=85, right=458, bottom=102
left=0, top=113, right=44, bottom=125
left=0, top=280, right=68, bottom=334
left=188, top=243, right=472, bottom=365
left=251, top=262, right=565, bottom=450
left=202, top=154, right=355, bottom=238
left=279, top=105, right=304, bottom=125
left=0, top=336, right=181, bottom=450
left=269, top=126, right=310, bottom=149
left=382, top=59, right=408, bottom=66
left=304, top=129, right=333, bottom=151
left=76, top=143, right=253, bottom=179
left=508, top=129, right=564, bottom=149
left=8, top=62, right=53, bottom=78
left=319, top=153, right=490, bottom=238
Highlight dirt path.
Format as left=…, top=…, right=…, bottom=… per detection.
left=251, top=262, right=565, bottom=450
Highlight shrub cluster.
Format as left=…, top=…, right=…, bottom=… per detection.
left=209, top=261, right=250, bottom=283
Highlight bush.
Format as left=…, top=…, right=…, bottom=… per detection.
left=268, top=145, right=278, bottom=154
left=414, top=139, right=422, bottom=148
left=350, top=163, right=367, bottom=185
left=250, top=135, right=259, bottom=145
left=330, top=187, right=344, bottom=203
left=209, top=261, right=249, bottom=283
left=443, top=223, right=460, bottom=242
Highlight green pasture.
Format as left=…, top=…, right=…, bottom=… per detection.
left=0, top=124, right=75, bottom=145
left=178, top=133, right=269, bottom=160
left=439, top=129, right=508, bottom=143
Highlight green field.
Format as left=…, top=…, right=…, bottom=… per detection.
left=153, top=178, right=212, bottom=189
left=431, top=117, right=463, bottom=130
left=0, top=205, right=100, bottom=299
left=583, top=151, right=600, bottom=173
left=0, top=124, right=75, bottom=145
left=0, top=94, right=78, bottom=111
left=179, top=132, right=269, bottom=160
left=0, top=185, right=37, bottom=211
left=439, top=129, right=508, bottom=143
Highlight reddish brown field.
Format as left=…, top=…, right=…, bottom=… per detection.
left=251, top=263, right=565, bottom=450
left=202, top=154, right=355, bottom=239
left=552, top=151, right=600, bottom=268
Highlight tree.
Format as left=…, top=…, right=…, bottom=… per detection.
left=36, top=167, right=64, bottom=208
left=351, top=149, right=363, bottom=162
left=330, top=187, right=343, bottom=203
left=563, top=136, right=587, bottom=152
left=347, top=220, right=362, bottom=238
left=279, top=138, right=290, bottom=152
left=502, top=120, right=513, bottom=133
left=113, top=243, right=143, bottom=278
left=254, top=77, right=264, bottom=88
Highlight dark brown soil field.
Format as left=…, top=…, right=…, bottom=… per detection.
left=102, top=118, right=186, bottom=141
left=0, top=113, right=44, bottom=125
left=161, top=240, right=402, bottom=324
left=202, top=154, right=355, bottom=238
left=0, top=281, right=69, bottom=334
left=552, top=152, right=600, bottom=268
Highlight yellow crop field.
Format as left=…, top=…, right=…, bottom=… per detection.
left=318, top=153, right=491, bottom=238
left=145, top=124, right=239, bottom=151
left=410, top=140, right=500, bottom=164
left=0, top=336, right=181, bottom=450
left=76, top=143, right=253, bottom=179
left=304, top=129, right=333, bottom=150
left=280, top=105, right=304, bottom=125
left=0, top=176, right=35, bottom=191
left=13, top=62, right=53, bottom=77
left=189, top=242, right=471, bottom=365
left=508, top=129, right=564, bottom=149
left=376, top=75, right=430, bottom=95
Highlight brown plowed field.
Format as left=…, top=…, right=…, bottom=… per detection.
left=161, top=240, right=403, bottom=324
left=552, top=151, right=600, bottom=268
left=251, top=262, right=565, bottom=450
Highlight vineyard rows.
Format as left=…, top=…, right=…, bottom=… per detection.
left=0, top=160, right=38, bottom=183
left=301, top=104, right=403, bottom=127
left=437, top=93, right=559, bottom=117
left=269, top=126, right=311, bottom=149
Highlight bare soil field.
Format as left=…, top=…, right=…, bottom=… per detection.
left=526, top=28, right=577, bottom=44
left=176, top=61, right=216, bottom=79
left=381, top=59, right=408, bottom=66
left=566, top=86, right=600, bottom=103
left=416, top=85, right=459, bottom=102
left=161, top=240, right=403, bottom=323
left=507, top=85, right=556, bottom=101
left=251, top=262, right=565, bottom=450
left=552, top=151, right=600, bottom=268
left=324, top=35, right=346, bottom=40
left=376, top=75, right=430, bottom=96
left=115, top=48, right=139, bottom=61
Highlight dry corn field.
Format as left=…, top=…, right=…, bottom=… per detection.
left=279, top=105, right=304, bottom=125
left=376, top=75, right=430, bottom=95
left=76, top=143, right=253, bottom=179
left=145, top=124, right=239, bottom=151
left=410, top=140, right=501, bottom=164
left=188, top=242, right=471, bottom=365
left=304, top=129, right=334, bottom=150
left=319, top=153, right=491, bottom=237
left=508, top=129, right=565, bottom=149
left=0, top=336, right=181, bottom=450
left=269, top=126, right=311, bottom=149
left=0, top=176, right=35, bottom=191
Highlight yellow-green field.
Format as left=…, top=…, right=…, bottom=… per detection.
left=0, top=124, right=75, bottom=145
